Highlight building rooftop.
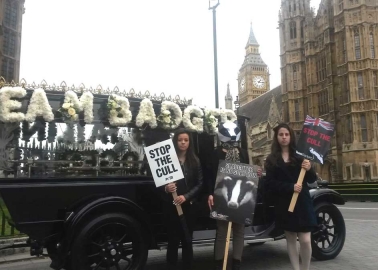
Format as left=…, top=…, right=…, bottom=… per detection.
left=239, top=85, right=282, bottom=127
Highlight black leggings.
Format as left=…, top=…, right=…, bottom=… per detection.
left=164, top=202, right=194, bottom=270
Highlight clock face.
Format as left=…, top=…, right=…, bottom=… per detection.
left=240, top=78, right=246, bottom=92
left=253, top=76, right=266, bottom=89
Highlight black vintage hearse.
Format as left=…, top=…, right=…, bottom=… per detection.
left=0, top=85, right=346, bottom=270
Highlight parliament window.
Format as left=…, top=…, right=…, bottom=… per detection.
left=338, top=0, right=344, bottom=12
left=318, top=90, right=329, bottom=116
left=316, top=55, right=327, bottom=82
left=345, top=115, right=353, bottom=143
left=357, top=72, right=364, bottom=100
left=290, top=21, right=297, bottom=39
left=1, top=58, right=15, bottom=82
left=284, top=102, right=289, bottom=122
left=354, top=31, right=361, bottom=60
left=370, top=32, right=375, bottom=59
left=342, top=35, right=347, bottom=63
left=294, top=100, right=300, bottom=121
left=374, top=71, right=378, bottom=99
left=342, top=76, right=350, bottom=104
left=3, top=30, right=16, bottom=57
left=360, top=114, right=368, bottom=142
left=4, top=0, right=18, bottom=29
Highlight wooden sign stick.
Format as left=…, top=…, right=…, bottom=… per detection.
left=288, top=159, right=308, bottom=212
left=172, top=191, right=183, bottom=215
left=222, top=222, right=232, bottom=270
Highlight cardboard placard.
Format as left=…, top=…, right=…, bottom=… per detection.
left=296, top=115, right=335, bottom=164
left=210, top=160, right=260, bottom=225
left=144, top=139, right=184, bottom=187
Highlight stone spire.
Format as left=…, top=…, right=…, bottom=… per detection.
left=246, top=22, right=259, bottom=48
left=225, top=83, right=233, bottom=110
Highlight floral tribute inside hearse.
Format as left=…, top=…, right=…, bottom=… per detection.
left=0, top=81, right=237, bottom=179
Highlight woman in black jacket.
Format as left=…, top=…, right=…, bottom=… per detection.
left=163, top=128, right=203, bottom=270
left=265, top=123, right=317, bottom=270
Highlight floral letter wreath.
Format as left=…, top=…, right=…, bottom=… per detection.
left=183, top=105, right=204, bottom=133
left=220, top=109, right=237, bottom=123
left=107, top=94, right=132, bottom=126
left=59, top=91, right=83, bottom=122
left=25, top=88, right=54, bottom=122
left=204, top=108, right=220, bottom=134
left=0, top=87, right=27, bottom=123
left=157, top=101, right=182, bottom=129
left=136, top=98, right=157, bottom=129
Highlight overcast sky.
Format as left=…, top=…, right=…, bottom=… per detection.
left=20, top=0, right=321, bottom=108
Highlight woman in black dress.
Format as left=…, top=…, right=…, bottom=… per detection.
left=163, top=129, right=203, bottom=270
left=265, top=123, right=317, bottom=270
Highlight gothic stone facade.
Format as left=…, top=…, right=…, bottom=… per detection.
left=278, top=0, right=378, bottom=182
left=239, top=86, right=282, bottom=167
left=0, top=0, right=25, bottom=82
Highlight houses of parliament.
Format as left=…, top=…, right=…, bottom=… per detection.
left=238, top=0, right=378, bottom=183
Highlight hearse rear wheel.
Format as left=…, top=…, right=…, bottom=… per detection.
left=71, top=213, right=148, bottom=270
left=311, top=203, right=345, bottom=260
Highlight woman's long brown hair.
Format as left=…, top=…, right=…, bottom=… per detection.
left=266, top=123, right=298, bottom=168
left=172, top=128, right=200, bottom=171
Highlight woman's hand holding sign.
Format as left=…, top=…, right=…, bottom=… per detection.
left=165, top=183, right=177, bottom=193
left=208, top=195, right=214, bottom=210
left=301, top=159, right=311, bottom=171
left=294, top=184, right=302, bottom=193
left=173, top=195, right=186, bottom=206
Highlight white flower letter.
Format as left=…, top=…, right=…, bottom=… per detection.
left=0, top=87, right=27, bottom=123
left=183, top=105, right=204, bottom=133
left=63, top=91, right=94, bottom=123
left=108, top=95, right=132, bottom=126
left=25, top=88, right=54, bottom=122
left=80, top=92, right=94, bottom=123
left=136, top=98, right=157, bottom=128
left=220, top=109, right=237, bottom=124
left=160, top=101, right=182, bottom=129
left=204, top=108, right=220, bottom=134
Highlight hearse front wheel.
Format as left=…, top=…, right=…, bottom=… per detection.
left=311, top=202, right=345, bottom=260
left=71, top=213, right=148, bottom=270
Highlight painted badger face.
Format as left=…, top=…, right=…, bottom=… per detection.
left=217, top=176, right=254, bottom=209
left=218, top=121, right=241, bottom=143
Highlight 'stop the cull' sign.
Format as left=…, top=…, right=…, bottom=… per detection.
left=296, top=115, right=335, bottom=164
left=144, top=139, right=184, bottom=187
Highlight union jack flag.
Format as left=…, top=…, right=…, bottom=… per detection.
left=303, top=115, right=334, bottom=131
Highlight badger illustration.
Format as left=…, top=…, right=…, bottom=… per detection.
left=213, top=175, right=256, bottom=224
left=217, top=121, right=241, bottom=143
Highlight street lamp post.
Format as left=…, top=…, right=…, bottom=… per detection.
left=234, top=95, right=240, bottom=115
left=209, top=0, right=220, bottom=108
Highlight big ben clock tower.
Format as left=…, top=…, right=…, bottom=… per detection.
left=238, top=23, right=270, bottom=106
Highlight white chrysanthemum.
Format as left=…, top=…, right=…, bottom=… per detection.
left=0, top=87, right=27, bottom=123
left=204, top=108, right=220, bottom=134
left=220, top=109, right=237, bottom=124
left=108, top=94, right=132, bottom=126
left=25, top=88, right=54, bottom=122
left=80, top=91, right=94, bottom=123
left=136, top=98, right=157, bottom=128
left=183, top=105, right=204, bottom=133
left=159, top=101, right=182, bottom=129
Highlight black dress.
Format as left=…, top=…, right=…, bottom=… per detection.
left=265, top=155, right=317, bottom=232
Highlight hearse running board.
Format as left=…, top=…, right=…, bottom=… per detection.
left=157, top=237, right=275, bottom=250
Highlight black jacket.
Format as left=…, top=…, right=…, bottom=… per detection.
left=161, top=161, right=203, bottom=203
left=207, top=147, right=249, bottom=195
left=265, top=154, right=317, bottom=231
